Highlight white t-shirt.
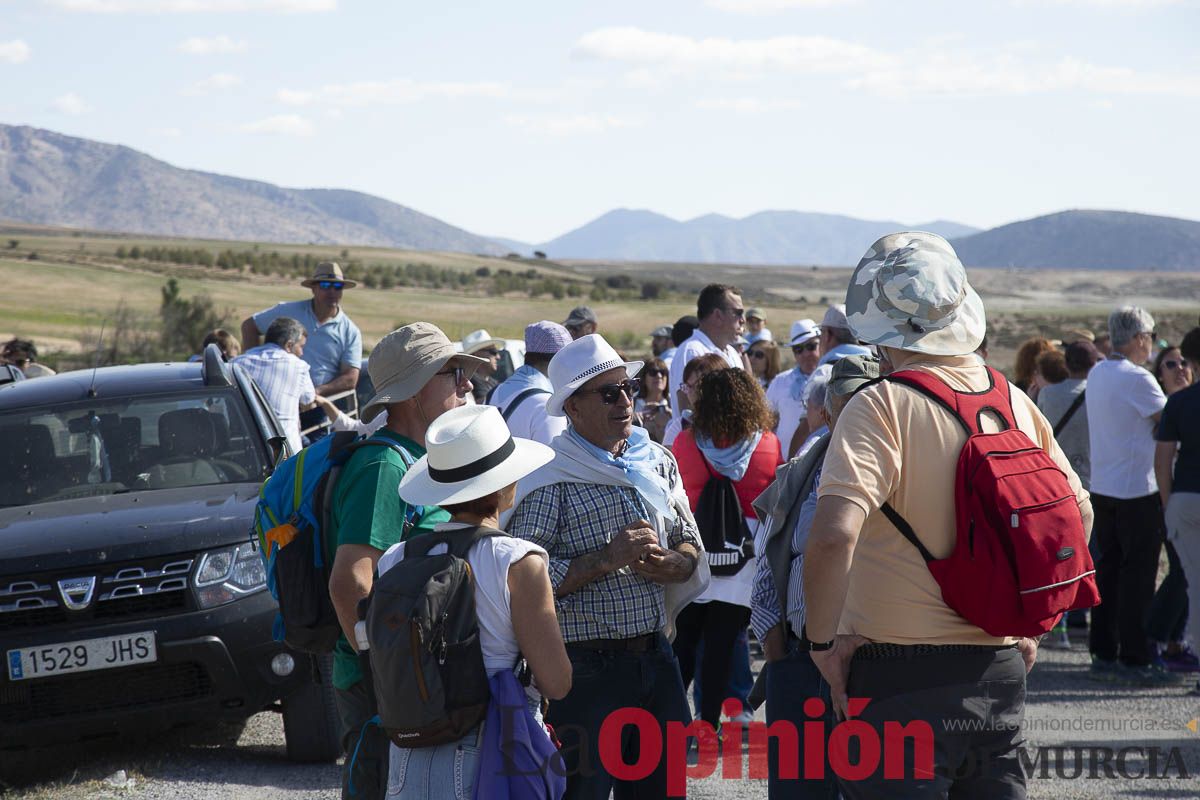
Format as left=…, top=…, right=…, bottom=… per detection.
left=667, top=329, right=742, bottom=418
left=766, top=368, right=810, bottom=457
left=376, top=524, right=549, bottom=675
left=694, top=518, right=760, bottom=608
left=1085, top=356, right=1166, bottom=499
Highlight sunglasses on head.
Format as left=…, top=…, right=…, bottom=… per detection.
left=792, top=341, right=819, bottom=353
left=317, top=280, right=345, bottom=290
left=580, top=378, right=641, bottom=405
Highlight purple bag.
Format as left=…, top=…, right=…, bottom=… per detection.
left=474, top=670, right=565, bottom=800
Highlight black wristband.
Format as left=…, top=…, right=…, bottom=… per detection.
left=800, top=624, right=835, bottom=652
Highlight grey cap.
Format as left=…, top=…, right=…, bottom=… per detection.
left=564, top=306, right=597, bottom=327
left=650, top=325, right=672, bottom=338
left=746, top=307, right=766, bottom=321
left=828, top=354, right=882, bottom=397
left=361, top=323, right=488, bottom=423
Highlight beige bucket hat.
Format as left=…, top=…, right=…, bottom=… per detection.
left=301, top=261, right=357, bottom=289
left=361, top=323, right=488, bottom=423
left=845, top=232, right=986, bottom=357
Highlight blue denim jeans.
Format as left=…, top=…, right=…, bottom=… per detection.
left=548, top=633, right=691, bottom=800
left=692, top=627, right=754, bottom=715
left=387, top=725, right=484, bottom=799
left=764, top=640, right=840, bottom=800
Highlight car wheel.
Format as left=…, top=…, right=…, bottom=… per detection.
left=281, top=654, right=342, bottom=763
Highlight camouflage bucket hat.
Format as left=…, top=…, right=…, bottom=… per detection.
left=845, top=231, right=985, bottom=357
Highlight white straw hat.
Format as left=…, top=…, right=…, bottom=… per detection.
left=545, top=334, right=643, bottom=417
left=398, top=405, right=554, bottom=507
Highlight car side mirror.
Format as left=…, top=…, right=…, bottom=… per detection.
left=268, top=434, right=289, bottom=466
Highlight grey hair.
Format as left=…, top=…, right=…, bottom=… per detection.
left=825, top=326, right=857, bottom=345
left=802, top=363, right=833, bottom=414
left=1107, top=306, right=1155, bottom=348
left=265, top=316, right=307, bottom=349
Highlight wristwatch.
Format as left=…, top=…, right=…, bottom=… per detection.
left=800, top=625, right=835, bottom=652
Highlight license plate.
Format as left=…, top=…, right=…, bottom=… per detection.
left=7, top=631, right=157, bottom=681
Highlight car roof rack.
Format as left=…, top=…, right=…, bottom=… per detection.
left=202, top=343, right=234, bottom=387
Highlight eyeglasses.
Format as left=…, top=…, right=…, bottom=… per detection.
left=579, top=378, right=641, bottom=405
left=723, top=307, right=746, bottom=319
left=1163, top=359, right=1190, bottom=371
left=792, top=342, right=819, bottom=353
left=748, top=350, right=766, bottom=360
left=436, top=366, right=466, bottom=385
left=317, top=281, right=345, bottom=290
left=645, top=369, right=668, bottom=377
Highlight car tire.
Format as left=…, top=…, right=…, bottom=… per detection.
left=281, top=654, right=341, bottom=763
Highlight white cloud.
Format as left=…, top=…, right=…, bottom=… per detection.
left=695, top=96, right=804, bottom=113
left=503, top=113, right=638, bottom=136
left=574, top=27, right=894, bottom=75
left=52, top=92, right=91, bottom=114
left=0, top=40, right=31, bottom=63
left=1017, top=0, right=1182, bottom=6
left=707, top=0, right=854, bottom=12
left=177, top=34, right=248, bottom=54
left=239, top=113, right=314, bottom=136
left=276, top=78, right=551, bottom=107
left=45, top=0, right=335, bottom=12
left=184, top=72, right=242, bottom=93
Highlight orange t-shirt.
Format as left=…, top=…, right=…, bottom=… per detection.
left=818, top=354, right=1090, bottom=645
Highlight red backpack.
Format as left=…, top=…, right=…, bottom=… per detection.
left=881, top=366, right=1100, bottom=638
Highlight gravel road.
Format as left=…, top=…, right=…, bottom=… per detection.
left=5, top=640, right=1198, bottom=799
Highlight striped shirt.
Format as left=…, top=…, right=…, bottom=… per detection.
left=749, top=466, right=820, bottom=641
left=234, top=344, right=316, bottom=454
left=507, top=468, right=701, bottom=643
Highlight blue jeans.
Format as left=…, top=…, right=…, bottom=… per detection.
left=548, top=633, right=691, bottom=800
left=387, top=725, right=484, bottom=799
left=692, top=627, right=754, bottom=715
left=764, top=640, right=840, bottom=800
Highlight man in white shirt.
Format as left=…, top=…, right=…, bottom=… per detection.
left=1085, top=305, right=1170, bottom=684
left=488, top=321, right=572, bottom=445
left=816, top=304, right=873, bottom=367
left=767, top=319, right=822, bottom=459
left=668, top=284, right=746, bottom=419
left=234, top=317, right=315, bottom=454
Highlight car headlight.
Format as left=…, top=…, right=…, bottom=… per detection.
left=194, top=543, right=267, bottom=609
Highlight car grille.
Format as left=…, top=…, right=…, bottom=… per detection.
left=0, top=661, right=212, bottom=723
left=0, top=557, right=194, bottom=631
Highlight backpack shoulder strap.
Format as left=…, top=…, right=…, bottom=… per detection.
left=337, top=436, right=427, bottom=535
left=886, top=366, right=1016, bottom=436
left=1052, top=390, right=1086, bottom=437
left=404, top=525, right=505, bottom=559
left=501, top=387, right=551, bottom=422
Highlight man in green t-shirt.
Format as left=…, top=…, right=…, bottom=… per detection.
left=327, top=322, right=485, bottom=800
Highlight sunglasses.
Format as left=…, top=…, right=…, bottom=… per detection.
left=317, top=281, right=345, bottom=290
left=644, top=369, right=668, bottom=377
left=792, top=342, right=819, bottom=353
left=724, top=307, right=746, bottom=319
left=580, top=378, right=641, bottom=405
left=436, top=366, right=466, bottom=385
left=1163, top=359, right=1190, bottom=371
left=479, top=348, right=500, bottom=358
left=748, top=350, right=766, bottom=360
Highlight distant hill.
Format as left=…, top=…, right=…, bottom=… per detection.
left=539, top=208, right=981, bottom=266
left=951, top=210, right=1200, bottom=271
left=0, top=124, right=505, bottom=255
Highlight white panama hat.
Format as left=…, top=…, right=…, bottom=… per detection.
left=461, top=329, right=506, bottom=355
left=398, top=405, right=554, bottom=507
left=545, top=334, right=643, bottom=418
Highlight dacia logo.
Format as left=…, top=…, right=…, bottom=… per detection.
left=58, top=576, right=97, bottom=611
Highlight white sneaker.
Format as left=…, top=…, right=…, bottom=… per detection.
left=727, top=710, right=754, bottom=725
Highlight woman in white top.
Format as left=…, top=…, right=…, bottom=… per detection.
left=378, top=404, right=571, bottom=799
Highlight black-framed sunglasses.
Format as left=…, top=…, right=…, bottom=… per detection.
left=1163, top=359, right=1190, bottom=371
left=644, top=368, right=668, bottom=377
left=748, top=350, right=766, bottom=360
left=580, top=378, right=641, bottom=405
left=317, top=280, right=346, bottom=290
left=436, top=365, right=466, bottom=384
left=792, top=341, right=819, bottom=353
left=724, top=306, right=746, bottom=319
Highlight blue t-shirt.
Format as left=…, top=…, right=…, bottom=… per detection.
left=252, top=299, right=362, bottom=387
left=1156, top=383, right=1200, bottom=495
left=818, top=343, right=873, bottom=367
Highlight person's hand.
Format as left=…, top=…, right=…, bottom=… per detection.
left=630, top=545, right=695, bottom=583
left=605, top=521, right=658, bottom=570
left=809, top=634, right=870, bottom=721
left=1017, top=637, right=1038, bottom=674
left=762, top=624, right=788, bottom=663
left=312, top=394, right=339, bottom=422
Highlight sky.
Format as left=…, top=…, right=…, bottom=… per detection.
left=1, top=0, right=1198, bottom=243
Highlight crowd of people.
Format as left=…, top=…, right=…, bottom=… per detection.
left=6, top=242, right=1199, bottom=800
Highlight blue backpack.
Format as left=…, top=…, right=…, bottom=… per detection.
left=253, top=430, right=424, bottom=654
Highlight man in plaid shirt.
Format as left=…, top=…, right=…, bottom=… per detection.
left=508, top=333, right=704, bottom=800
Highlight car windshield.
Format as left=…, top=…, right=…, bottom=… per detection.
left=0, top=390, right=271, bottom=508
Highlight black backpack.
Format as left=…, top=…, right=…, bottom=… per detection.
left=358, top=525, right=500, bottom=748
left=693, top=460, right=754, bottom=576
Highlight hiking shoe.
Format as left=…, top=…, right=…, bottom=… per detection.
left=1042, top=626, right=1072, bottom=650
left=1087, top=658, right=1121, bottom=682
left=1114, top=663, right=1185, bottom=687
left=1162, top=647, right=1200, bottom=673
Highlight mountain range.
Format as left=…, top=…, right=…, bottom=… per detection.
left=0, top=123, right=1196, bottom=271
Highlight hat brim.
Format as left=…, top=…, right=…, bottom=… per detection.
left=398, top=437, right=555, bottom=507
left=845, top=249, right=986, bottom=357
left=361, top=352, right=489, bottom=423
left=545, top=360, right=644, bottom=418
left=790, top=331, right=819, bottom=346
left=302, top=278, right=358, bottom=289
left=464, top=338, right=506, bottom=355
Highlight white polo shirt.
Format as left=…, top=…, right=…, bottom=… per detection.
left=1085, top=356, right=1166, bottom=499
left=667, top=329, right=741, bottom=418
